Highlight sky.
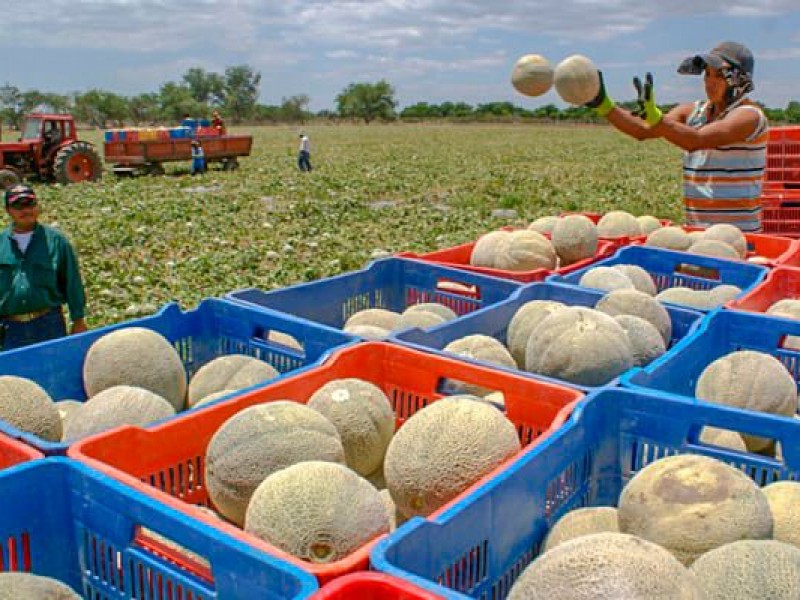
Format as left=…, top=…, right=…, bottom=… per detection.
left=3, top=1, right=800, bottom=112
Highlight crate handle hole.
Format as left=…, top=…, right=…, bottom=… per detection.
left=135, top=526, right=213, bottom=585
left=262, top=329, right=305, bottom=356
left=778, top=334, right=800, bottom=353
left=436, top=279, right=480, bottom=299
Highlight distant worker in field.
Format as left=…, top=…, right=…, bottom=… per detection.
left=211, top=110, right=226, bottom=134
left=298, top=133, right=312, bottom=172
left=0, top=185, right=87, bottom=350
left=191, top=140, right=206, bottom=175
left=586, top=41, right=768, bottom=233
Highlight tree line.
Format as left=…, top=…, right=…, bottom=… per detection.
left=3, top=64, right=800, bottom=128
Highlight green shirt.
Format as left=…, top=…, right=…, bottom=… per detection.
left=0, top=223, right=86, bottom=321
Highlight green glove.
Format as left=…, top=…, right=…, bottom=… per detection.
left=584, top=71, right=615, bottom=117
left=632, top=72, right=663, bottom=126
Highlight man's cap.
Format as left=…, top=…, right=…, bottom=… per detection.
left=4, top=185, right=37, bottom=208
left=678, top=41, right=754, bottom=77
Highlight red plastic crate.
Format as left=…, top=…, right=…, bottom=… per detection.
left=765, top=126, right=800, bottom=185
left=399, top=231, right=616, bottom=283
left=69, top=342, right=582, bottom=585
left=0, top=433, right=42, bottom=468
left=682, top=225, right=800, bottom=267
left=725, top=265, right=800, bottom=313
left=311, top=572, right=443, bottom=599
left=761, top=189, right=800, bottom=238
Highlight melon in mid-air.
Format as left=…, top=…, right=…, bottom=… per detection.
left=244, top=461, right=389, bottom=563
left=511, top=54, right=554, bottom=97
left=553, top=55, right=601, bottom=105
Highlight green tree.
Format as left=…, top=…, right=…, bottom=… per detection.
left=279, top=95, right=311, bottom=123
left=785, top=101, right=800, bottom=124
left=223, top=65, right=261, bottom=123
left=336, top=80, right=397, bottom=123
left=129, top=93, right=161, bottom=125
left=0, top=83, right=23, bottom=128
left=74, top=89, right=129, bottom=128
left=182, top=67, right=226, bottom=106
left=158, top=82, right=204, bottom=123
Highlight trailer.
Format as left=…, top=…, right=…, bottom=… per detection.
left=104, top=134, right=253, bottom=176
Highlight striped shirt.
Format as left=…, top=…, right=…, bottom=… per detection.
left=683, top=100, right=768, bottom=232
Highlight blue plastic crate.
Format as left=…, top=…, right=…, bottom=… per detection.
left=623, top=307, right=800, bottom=401
left=548, top=245, right=768, bottom=311
left=226, top=258, right=522, bottom=338
left=371, top=387, right=800, bottom=599
left=391, top=282, right=704, bottom=392
left=0, top=298, right=354, bottom=455
left=0, top=458, right=317, bottom=599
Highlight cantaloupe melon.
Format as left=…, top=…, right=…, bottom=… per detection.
left=308, top=378, right=395, bottom=476
left=696, top=350, right=797, bottom=452
left=617, top=454, right=773, bottom=565
left=0, top=376, right=61, bottom=442
left=703, top=223, right=747, bottom=258
left=395, top=309, right=447, bottom=330
left=444, top=334, right=517, bottom=396
left=506, top=300, right=566, bottom=368
left=244, top=461, right=389, bottom=563
left=612, top=264, right=657, bottom=296
left=507, top=533, right=704, bottom=600
left=767, top=299, right=800, bottom=319
left=343, top=308, right=401, bottom=332
left=511, top=54, right=554, bottom=97
left=645, top=226, right=693, bottom=251
left=578, top=266, right=635, bottom=292
left=699, top=427, right=747, bottom=452
left=656, top=287, right=715, bottom=309
left=636, top=215, right=663, bottom=235
left=553, top=55, right=601, bottom=106
left=187, top=355, right=279, bottom=408
left=0, top=572, right=81, bottom=599
left=687, top=239, right=740, bottom=260
left=613, top=315, right=666, bottom=366
left=528, top=216, right=559, bottom=235
left=63, top=385, right=175, bottom=441
left=191, top=388, right=238, bottom=409
left=343, top=324, right=390, bottom=339
left=493, top=229, right=557, bottom=272
left=689, top=540, right=800, bottom=600
left=55, top=400, right=82, bottom=440
left=266, top=330, right=303, bottom=351
left=525, top=307, right=634, bottom=385
left=403, top=302, right=458, bottom=322
left=551, top=215, right=598, bottom=265
left=205, top=401, right=346, bottom=526
left=384, top=396, right=520, bottom=518
left=763, top=481, right=800, bottom=549
left=543, top=507, right=620, bottom=552
left=596, top=211, right=642, bottom=238
left=83, top=327, right=187, bottom=411
left=595, top=288, right=672, bottom=344
left=379, top=488, right=402, bottom=532
left=470, top=230, right=509, bottom=267
left=708, top=284, right=741, bottom=304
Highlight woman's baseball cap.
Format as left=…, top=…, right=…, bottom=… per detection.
left=678, top=41, right=754, bottom=77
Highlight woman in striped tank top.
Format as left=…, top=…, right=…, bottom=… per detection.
left=585, top=41, right=768, bottom=232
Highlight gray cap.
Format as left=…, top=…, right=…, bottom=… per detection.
left=678, top=41, right=754, bottom=77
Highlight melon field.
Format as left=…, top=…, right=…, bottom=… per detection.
left=40, top=123, right=683, bottom=328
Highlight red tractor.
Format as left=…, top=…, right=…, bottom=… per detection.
left=0, top=113, right=103, bottom=188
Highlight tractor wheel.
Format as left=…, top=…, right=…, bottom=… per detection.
left=0, top=168, right=21, bottom=190
left=53, top=142, right=103, bottom=184
left=222, top=158, right=239, bottom=171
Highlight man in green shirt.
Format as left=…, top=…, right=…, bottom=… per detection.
left=0, top=185, right=87, bottom=350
